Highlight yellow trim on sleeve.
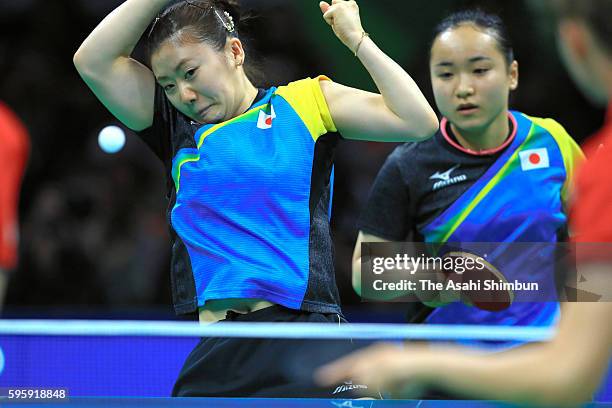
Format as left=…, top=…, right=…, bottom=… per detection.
left=275, top=76, right=337, bottom=141
left=312, top=75, right=337, bottom=134
left=528, top=116, right=585, bottom=206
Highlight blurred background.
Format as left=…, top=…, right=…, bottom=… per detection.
left=0, top=0, right=605, bottom=319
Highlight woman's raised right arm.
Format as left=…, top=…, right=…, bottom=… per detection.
left=73, top=0, right=169, bottom=131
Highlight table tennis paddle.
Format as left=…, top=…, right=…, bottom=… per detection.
left=441, top=251, right=514, bottom=312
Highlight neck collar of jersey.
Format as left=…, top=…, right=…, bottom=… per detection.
left=441, top=111, right=517, bottom=156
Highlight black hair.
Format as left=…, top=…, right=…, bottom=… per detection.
left=146, top=0, right=263, bottom=85
left=550, top=0, right=612, bottom=55
left=431, top=9, right=515, bottom=67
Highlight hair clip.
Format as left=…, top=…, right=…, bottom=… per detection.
left=214, top=9, right=235, bottom=33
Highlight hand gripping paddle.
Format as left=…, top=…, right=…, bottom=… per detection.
left=441, top=251, right=514, bottom=312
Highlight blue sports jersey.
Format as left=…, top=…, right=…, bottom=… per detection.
left=359, top=111, right=584, bottom=348
left=138, top=77, right=342, bottom=314
left=424, top=113, right=583, bottom=336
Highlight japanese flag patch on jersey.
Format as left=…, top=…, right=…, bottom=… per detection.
left=519, top=148, right=550, bottom=171
left=257, top=105, right=276, bottom=129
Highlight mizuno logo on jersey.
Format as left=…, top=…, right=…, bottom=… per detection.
left=430, top=164, right=467, bottom=191
left=430, top=164, right=460, bottom=181
left=519, top=148, right=550, bottom=171
left=331, top=400, right=367, bottom=408
left=257, top=105, right=276, bottom=129
left=332, top=381, right=369, bottom=395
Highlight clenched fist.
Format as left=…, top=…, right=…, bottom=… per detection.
left=319, top=0, right=366, bottom=54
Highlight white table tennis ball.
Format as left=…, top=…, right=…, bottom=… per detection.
left=98, top=125, right=126, bottom=154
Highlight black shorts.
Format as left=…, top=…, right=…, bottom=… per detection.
left=172, top=305, right=379, bottom=398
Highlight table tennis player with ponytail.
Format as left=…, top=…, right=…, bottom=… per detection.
left=73, top=0, right=439, bottom=398
left=352, top=9, right=584, bottom=349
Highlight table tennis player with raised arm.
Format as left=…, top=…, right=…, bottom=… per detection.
left=317, top=0, right=612, bottom=406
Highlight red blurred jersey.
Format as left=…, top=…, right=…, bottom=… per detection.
left=571, top=104, right=612, bottom=261
left=0, top=102, right=30, bottom=270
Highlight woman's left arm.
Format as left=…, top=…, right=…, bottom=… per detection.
left=317, top=273, right=612, bottom=407
left=319, top=0, right=438, bottom=142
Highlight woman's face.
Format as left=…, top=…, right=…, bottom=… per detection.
left=151, top=38, right=243, bottom=124
left=430, top=25, right=518, bottom=134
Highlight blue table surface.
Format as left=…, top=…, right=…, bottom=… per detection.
left=1, top=398, right=611, bottom=407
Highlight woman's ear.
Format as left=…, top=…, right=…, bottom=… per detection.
left=509, top=60, right=519, bottom=90
left=228, top=38, right=245, bottom=67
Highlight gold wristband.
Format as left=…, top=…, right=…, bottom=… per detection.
left=354, top=31, right=370, bottom=57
